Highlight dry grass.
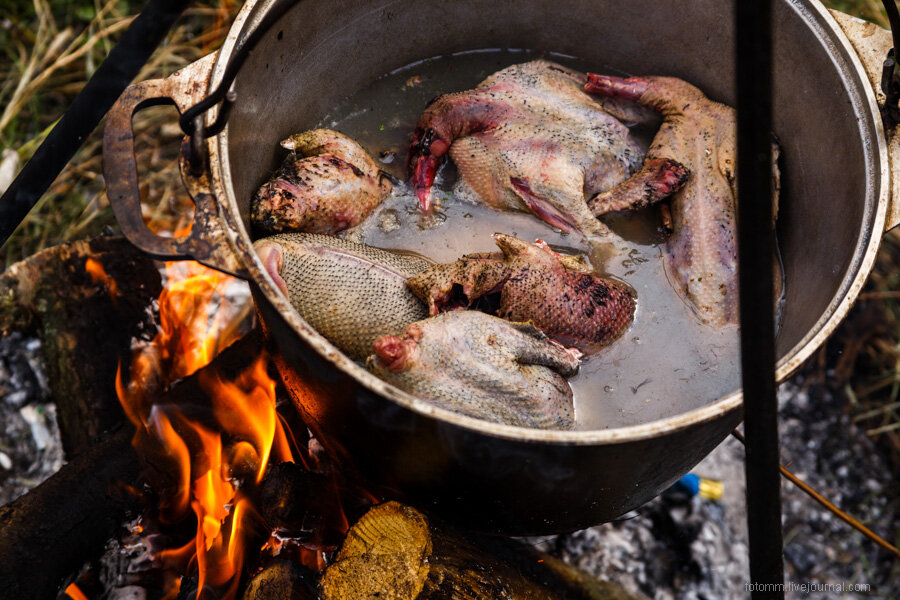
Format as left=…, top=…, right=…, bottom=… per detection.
left=0, top=0, right=898, bottom=461
left=830, top=227, right=900, bottom=469
left=0, top=0, right=239, bottom=265
left=827, top=0, right=891, bottom=26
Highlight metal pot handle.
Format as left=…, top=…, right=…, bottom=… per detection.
left=832, top=9, right=900, bottom=232
left=102, top=54, right=247, bottom=277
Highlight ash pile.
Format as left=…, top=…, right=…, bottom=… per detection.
left=0, top=333, right=62, bottom=507
left=542, top=378, right=898, bottom=600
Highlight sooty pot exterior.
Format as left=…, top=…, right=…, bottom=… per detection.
left=103, top=0, right=891, bottom=533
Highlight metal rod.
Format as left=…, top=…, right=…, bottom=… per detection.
left=731, top=431, right=900, bottom=560
left=880, top=1, right=900, bottom=124
left=177, top=0, right=303, bottom=135
left=883, top=0, right=900, bottom=55
left=735, top=1, right=784, bottom=597
left=0, top=0, right=190, bottom=248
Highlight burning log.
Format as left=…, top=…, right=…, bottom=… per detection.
left=0, top=326, right=265, bottom=599
left=0, top=236, right=162, bottom=457
left=241, top=561, right=317, bottom=600
left=0, top=231, right=318, bottom=599
left=0, top=425, right=140, bottom=599
left=258, top=462, right=332, bottom=538
left=320, top=501, right=644, bottom=600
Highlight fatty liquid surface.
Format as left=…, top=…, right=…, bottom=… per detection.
left=316, top=50, right=741, bottom=430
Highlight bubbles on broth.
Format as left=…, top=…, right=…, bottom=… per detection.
left=317, top=49, right=743, bottom=430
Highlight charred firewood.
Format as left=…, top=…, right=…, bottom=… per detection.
left=0, top=235, right=162, bottom=457
left=241, top=560, right=318, bottom=600
left=258, top=463, right=332, bottom=537
left=0, top=425, right=141, bottom=599
left=255, top=460, right=358, bottom=557
left=0, top=327, right=268, bottom=599
left=319, top=501, right=645, bottom=600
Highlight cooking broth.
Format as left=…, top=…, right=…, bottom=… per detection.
left=316, top=50, right=743, bottom=430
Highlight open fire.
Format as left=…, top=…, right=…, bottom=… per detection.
left=101, top=259, right=365, bottom=599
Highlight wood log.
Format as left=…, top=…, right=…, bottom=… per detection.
left=257, top=462, right=331, bottom=537
left=241, top=560, right=318, bottom=600
left=0, top=328, right=265, bottom=599
left=122, top=329, right=265, bottom=508
left=510, top=549, right=648, bottom=600
left=0, top=235, right=162, bottom=457
left=0, top=424, right=141, bottom=600
left=320, top=501, right=645, bottom=600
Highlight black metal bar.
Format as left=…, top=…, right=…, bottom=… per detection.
left=883, top=0, right=900, bottom=54
left=0, top=0, right=190, bottom=247
left=735, top=1, right=784, bottom=598
left=880, top=1, right=900, bottom=124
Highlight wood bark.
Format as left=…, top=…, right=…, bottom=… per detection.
left=0, top=425, right=141, bottom=600
left=320, top=501, right=645, bottom=600
left=0, top=235, right=162, bottom=457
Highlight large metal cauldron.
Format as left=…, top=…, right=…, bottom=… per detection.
left=103, top=0, right=900, bottom=534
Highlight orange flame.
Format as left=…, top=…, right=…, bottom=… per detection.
left=156, top=261, right=234, bottom=380
left=104, top=252, right=369, bottom=598
left=115, top=260, right=294, bottom=599
left=85, top=257, right=119, bottom=302
left=64, top=583, right=89, bottom=600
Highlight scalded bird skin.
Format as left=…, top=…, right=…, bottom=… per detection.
left=407, top=234, right=635, bottom=353
left=408, top=60, right=688, bottom=242
left=252, top=129, right=391, bottom=234
left=367, top=311, right=580, bottom=429
left=253, top=233, right=430, bottom=361
left=584, top=75, right=782, bottom=325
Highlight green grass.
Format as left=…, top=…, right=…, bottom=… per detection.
left=0, top=0, right=238, bottom=265
left=826, top=0, right=890, bottom=26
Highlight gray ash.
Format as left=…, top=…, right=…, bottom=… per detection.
left=0, top=332, right=63, bottom=506
left=778, top=380, right=899, bottom=594
left=545, top=377, right=898, bottom=599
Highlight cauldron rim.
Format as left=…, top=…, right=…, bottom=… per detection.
left=206, top=0, right=889, bottom=445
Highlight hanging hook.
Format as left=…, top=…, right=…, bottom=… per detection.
left=179, top=0, right=303, bottom=167
left=184, top=86, right=236, bottom=174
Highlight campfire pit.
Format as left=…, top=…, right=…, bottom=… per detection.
left=0, top=243, right=645, bottom=599
left=4, top=0, right=900, bottom=597
left=100, top=0, right=900, bottom=535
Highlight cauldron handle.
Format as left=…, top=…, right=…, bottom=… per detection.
left=103, top=55, right=248, bottom=278
left=833, top=9, right=900, bottom=232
